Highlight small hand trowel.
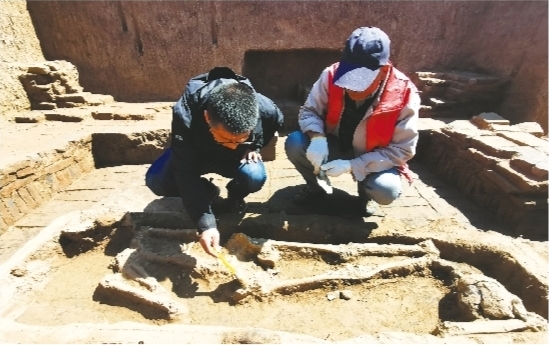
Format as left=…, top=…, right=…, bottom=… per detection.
left=316, top=159, right=333, bottom=194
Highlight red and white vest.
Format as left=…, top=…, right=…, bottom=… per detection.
left=325, top=62, right=414, bottom=182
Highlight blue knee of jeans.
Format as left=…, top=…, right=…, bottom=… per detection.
left=284, top=131, right=308, bottom=163
left=235, top=160, right=267, bottom=193
left=359, top=168, right=402, bottom=205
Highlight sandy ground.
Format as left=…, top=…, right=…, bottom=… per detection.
left=0, top=118, right=547, bottom=344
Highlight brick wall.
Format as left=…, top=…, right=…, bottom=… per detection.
left=0, top=137, right=95, bottom=232
left=419, top=116, right=548, bottom=239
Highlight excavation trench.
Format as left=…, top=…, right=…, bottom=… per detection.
left=0, top=206, right=546, bottom=343
left=1, top=126, right=547, bottom=344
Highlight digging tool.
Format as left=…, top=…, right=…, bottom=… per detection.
left=316, top=159, right=333, bottom=194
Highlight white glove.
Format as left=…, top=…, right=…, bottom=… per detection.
left=321, top=159, right=352, bottom=177
left=306, top=136, right=328, bottom=174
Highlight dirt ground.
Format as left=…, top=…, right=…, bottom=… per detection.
left=17, top=239, right=449, bottom=340
left=1, top=204, right=547, bottom=344
left=0, top=119, right=547, bottom=344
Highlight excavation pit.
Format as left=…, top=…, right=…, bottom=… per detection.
left=0, top=201, right=547, bottom=344
left=1, top=119, right=548, bottom=343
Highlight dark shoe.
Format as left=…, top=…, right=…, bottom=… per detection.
left=360, top=198, right=378, bottom=217
left=293, top=186, right=327, bottom=206
left=212, top=197, right=247, bottom=214
left=227, top=197, right=247, bottom=213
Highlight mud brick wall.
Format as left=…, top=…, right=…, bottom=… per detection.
left=420, top=119, right=548, bottom=239
left=24, top=1, right=548, bottom=131
left=0, top=138, right=95, bottom=232
left=92, top=129, right=278, bottom=167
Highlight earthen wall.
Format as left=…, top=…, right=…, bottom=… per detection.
left=24, top=1, right=547, bottom=131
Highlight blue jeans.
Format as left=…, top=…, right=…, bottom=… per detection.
left=223, top=160, right=267, bottom=199
left=146, top=147, right=267, bottom=200
left=284, top=131, right=402, bottom=205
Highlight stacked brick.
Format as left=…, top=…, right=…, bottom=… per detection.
left=420, top=112, right=548, bottom=239
left=0, top=138, right=95, bottom=233
left=17, top=60, right=113, bottom=110
left=14, top=101, right=173, bottom=123
left=412, top=71, right=507, bottom=118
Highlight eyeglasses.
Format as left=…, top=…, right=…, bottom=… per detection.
left=210, top=127, right=253, bottom=145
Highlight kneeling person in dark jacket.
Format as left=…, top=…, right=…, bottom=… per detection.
left=146, top=67, right=284, bottom=257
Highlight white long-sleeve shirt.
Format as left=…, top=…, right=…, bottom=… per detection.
left=298, top=66, right=421, bottom=181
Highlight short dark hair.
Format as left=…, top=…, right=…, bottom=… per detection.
left=206, top=82, right=259, bottom=134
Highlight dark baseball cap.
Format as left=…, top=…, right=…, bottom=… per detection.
left=333, top=27, right=391, bottom=92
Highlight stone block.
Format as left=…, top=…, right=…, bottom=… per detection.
left=468, top=135, right=522, bottom=159
left=16, top=166, right=35, bottom=179
left=25, top=180, right=49, bottom=204
left=491, top=122, right=545, bottom=138
left=0, top=199, right=16, bottom=224
left=54, top=168, right=74, bottom=190
left=91, top=105, right=118, bottom=120
left=0, top=175, right=34, bottom=198
left=27, top=65, right=50, bottom=75
left=113, top=109, right=156, bottom=120
left=497, top=132, right=548, bottom=150
left=43, top=157, right=76, bottom=176
left=512, top=122, right=545, bottom=137
left=438, top=127, right=476, bottom=147
left=85, top=94, right=115, bottom=105
left=92, top=104, right=157, bottom=120
left=44, top=111, right=85, bottom=122
left=55, top=92, right=93, bottom=102
left=471, top=112, right=510, bottom=129
left=11, top=191, right=33, bottom=215
left=57, top=101, right=86, bottom=108
left=17, top=187, right=39, bottom=210
left=140, top=102, right=174, bottom=112
left=467, top=148, right=501, bottom=169
left=442, top=123, right=490, bottom=144
left=2, top=197, right=22, bottom=222
left=0, top=216, right=9, bottom=234
left=510, top=147, right=548, bottom=178
left=36, top=102, right=57, bottom=110
left=494, top=161, right=546, bottom=194
left=0, top=173, right=16, bottom=189
left=418, top=105, right=433, bottom=118
left=14, top=111, right=46, bottom=123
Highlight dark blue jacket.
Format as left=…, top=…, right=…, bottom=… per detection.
left=170, top=67, right=284, bottom=232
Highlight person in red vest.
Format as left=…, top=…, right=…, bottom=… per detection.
left=284, top=26, right=420, bottom=216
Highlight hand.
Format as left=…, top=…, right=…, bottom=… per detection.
left=321, top=159, right=352, bottom=177
left=241, top=149, right=262, bottom=163
left=199, top=228, right=220, bottom=258
left=306, top=136, right=328, bottom=174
